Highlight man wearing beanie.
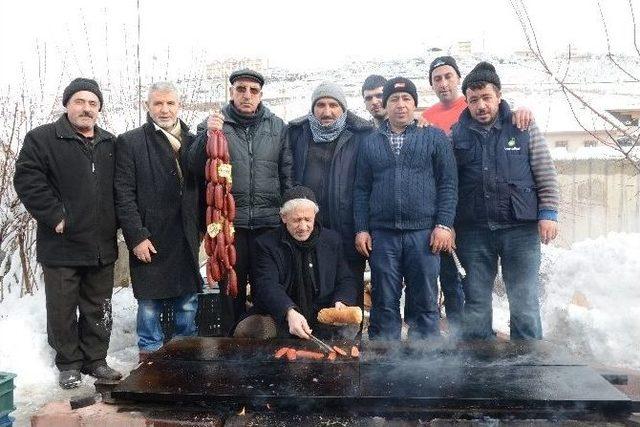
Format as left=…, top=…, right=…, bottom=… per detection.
left=361, top=74, right=388, bottom=127
left=423, top=56, right=534, bottom=134
left=233, top=186, right=358, bottom=340
left=14, top=78, right=122, bottom=388
left=353, top=76, right=458, bottom=340
left=188, top=69, right=292, bottom=335
left=115, top=82, right=202, bottom=361
left=422, top=56, right=535, bottom=338
left=452, top=61, right=559, bottom=341
left=286, top=82, right=373, bottom=329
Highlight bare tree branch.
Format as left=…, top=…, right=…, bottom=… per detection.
left=597, top=0, right=639, bottom=81
left=511, top=0, right=640, bottom=172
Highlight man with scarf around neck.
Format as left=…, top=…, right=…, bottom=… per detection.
left=233, top=186, right=358, bottom=340
left=188, top=69, right=292, bottom=336
left=14, top=78, right=121, bottom=388
left=286, top=82, right=373, bottom=332
left=353, top=77, right=458, bottom=340
left=115, top=82, right=203, bottom=361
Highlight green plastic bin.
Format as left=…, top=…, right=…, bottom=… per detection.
left=0, top=372, right=16, bottom=417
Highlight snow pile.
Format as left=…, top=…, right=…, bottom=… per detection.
left=493, top=232, right=640, bottom=369
left=0, top=286, right=138, bottom=423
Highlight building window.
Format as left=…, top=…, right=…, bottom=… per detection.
left=584, top=140, right=597, bottom=148
left=555, top=140, right=568, bottom=148
left=618, top=136, right=633, bottom=146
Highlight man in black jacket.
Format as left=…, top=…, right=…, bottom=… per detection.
left=188, top=69, right=292, bottom=335
left=234, top=186, right=358, bottom=339
left=115, top=82, right=202, bottom=360
left=286, top=82, right=373, bottom=323
left=14, top=78, right=122, bottom=388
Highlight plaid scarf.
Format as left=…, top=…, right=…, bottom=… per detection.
left=308, top=111, right=348, bottom=143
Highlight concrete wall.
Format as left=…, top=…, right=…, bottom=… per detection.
left=556, top=158, right=640, bottom=245
left=545, top=130, right=614, bottom=151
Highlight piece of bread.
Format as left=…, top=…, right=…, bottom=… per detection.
left=317, top=306, right=363, bottom=325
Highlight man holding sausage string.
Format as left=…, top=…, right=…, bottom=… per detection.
left=187, top=69, right=292, bottom=336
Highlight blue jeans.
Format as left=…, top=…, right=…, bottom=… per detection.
left=136, top=293, right=198, bottom=351
left=456, top=223, right=542, bottom=340
left=439, top=254, right=465, bottom=336
left=369, top=229, right=440, bottom=340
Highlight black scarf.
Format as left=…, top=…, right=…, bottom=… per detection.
left=281, top=223, right=321, bottom=321
left=228, top=101, right=265, bottom=128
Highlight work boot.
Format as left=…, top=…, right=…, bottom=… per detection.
left=81, top=362, right=123, bottom=381
left=59, top=369, right=82, bottom=389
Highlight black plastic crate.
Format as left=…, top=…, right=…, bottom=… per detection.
left=159, top=301, right=176, bottom=342
left=159, top=290, right=223, bottom=340
left=196, top=290, right=223, bottom=337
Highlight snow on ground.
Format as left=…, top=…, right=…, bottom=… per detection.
left=492, top=232, right=640, bottom=369
left=0, top=232, right=638, bottom=424
left=0, top=285, right=139, bottom=425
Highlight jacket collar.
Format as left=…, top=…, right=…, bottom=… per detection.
left=460, top=99, right=512, bottom=133
left=222, top=102, right=272, bottom=125
left=377, top=118, right=418, bottom=138
left=54, top=114, right=112, bottom=142
left=145, top=113, right=190, bottom=134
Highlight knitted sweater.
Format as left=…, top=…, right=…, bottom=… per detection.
left=353, top=122, right=458, bottom=232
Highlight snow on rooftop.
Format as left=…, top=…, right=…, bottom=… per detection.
left=551, top=146, right=640, bottom=161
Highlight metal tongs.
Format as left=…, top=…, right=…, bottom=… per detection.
left=308, top=333, right=334, bottom=354
left=450, top=250, right=467, bottom=279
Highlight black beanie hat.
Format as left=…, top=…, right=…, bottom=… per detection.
left=62, top=78, right=103, bottom=111
left=382, top=77, right=418, bottom=108
left=361, top=74, right=387, bottom=96
left=282, top=186, right=317, bottom=205
left=461, top=61, right=501, bottom=95
left=428, top=56, right=461, bottom=85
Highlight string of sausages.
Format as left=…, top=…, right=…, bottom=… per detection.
left=204, top=129, right=238, bottom=297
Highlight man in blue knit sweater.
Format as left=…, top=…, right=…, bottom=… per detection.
left=452, top=62, right=559, bottom=340
left=353, top=77, right=458, bottom=340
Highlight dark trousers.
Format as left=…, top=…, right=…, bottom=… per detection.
left=440, top=253, right=465, bottom=335
left=344, top=256, right=366, bottom=335
left=42, top=263, right=114, bottom=371
left=457, top=223, right=542, bottom=340
left=345, top=256, right=366, bottom=309
left=368, top=229, right=440, bottom=340
left=220, top=227, right=273, bottom=336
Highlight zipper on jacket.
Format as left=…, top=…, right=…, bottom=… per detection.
left=90, top=140, right=101, bottom=264
left=247, top=127, right=254, bottom=229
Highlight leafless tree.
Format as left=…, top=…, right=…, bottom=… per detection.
left=510, top=0, right=640, bottom=172
left=0, top=17, right=217, bottom=300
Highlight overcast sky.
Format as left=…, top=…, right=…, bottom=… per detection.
left=1, top=0, right=638, bottom=86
